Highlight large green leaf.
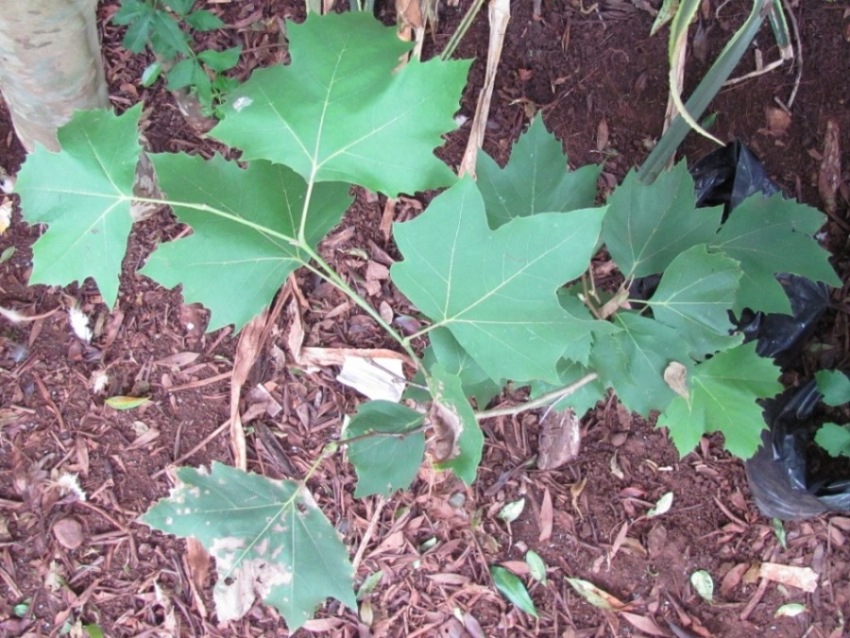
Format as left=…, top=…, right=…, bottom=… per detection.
left=343, top=401, right=426, bottom=497
left=141, top=153, right=351, bottom=331
left=476, top=114, right=600, bottom=229
left=140, top=462, right=356, bottom=630
left=392, top=178, right=604, bottom=384
left=590, top=311, right=691, bottom=415
left=657, top=343, right=781, bottom=458
left=428, top=363, right=482, bottom=484
left=709, top=193, right=840, bottom=314
left=211, top=12, right=469, bottom=196
left=16, top=105, right=143, bottom=308
left=645, top=245, right=743, bottom=358
left=601, top=162, right=721, bottom=278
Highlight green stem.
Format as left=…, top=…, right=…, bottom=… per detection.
left=638, top=0, right=770, bottom=184
left=474, top=373, right=598, bottom=420
left=300, top=245, right=422, bottom=367
left=339, top=422, right=427, bottom=447
left=136, top=192, right=421, bottom=367
left=440, top=0, right=486, bottom=61
left=130, top=195, right=301, bottom=247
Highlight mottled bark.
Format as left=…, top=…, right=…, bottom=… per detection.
left=0, top=0, right=108, bottom=151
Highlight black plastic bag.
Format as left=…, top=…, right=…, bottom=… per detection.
left=691, top=139, right=780, bottom=212
left=746, top=380, right=850, bottom=520
left=690, top=141, right=831, bottom=365
left=691, top=141, right=847, bottom=520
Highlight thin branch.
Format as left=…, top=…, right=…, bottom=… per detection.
left=475, top=372, right=599, bottom=420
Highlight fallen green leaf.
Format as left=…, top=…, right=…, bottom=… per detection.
left=647, top=492, right=674, bottom=518
left=141, top=462, right=356, bottom=630
left=566, top=577, right=626, bottom=611
left=491, top=566, right=538, bottom=618
left=690, top=569, right=714, bottom=603
left=104, top=396, right=150, bottom=410
left=775, top=602, right=806, bottom=618
left=525, top=550, right=547, bottom=584
left=498, top=498, right=526, bottom=523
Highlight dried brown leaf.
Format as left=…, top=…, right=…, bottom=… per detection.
left=646, top=524, right=667, bottom=559
left=430, top=399, right=462, bottom=462
left=663, top=361, right=689, bottom=399
left=537, top=408, right=581, bottom=470
left=818, top=118, right=841, bottom=214
left=395, top=0, right=424, bottom=30
left=759, top=562, right=818, bottom=593
left=765, top=106, right=791, bottom=137
left=53, top=517, right=84, bottom=550
left=596, top=117, right=610, bottom=152
left=538, top=487, right=553, bottom=543
left=621, top=611, right=667, bottom=637
left=719, top=562, right=748, bottom=597
left=185, top=537, right=210, bottom=591
left=458, top=0, right=510, bottom=177
left=231, top=312, right=268, bottom=470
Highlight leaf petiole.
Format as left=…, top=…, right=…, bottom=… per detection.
left=475, top=373, right=599, bottom=420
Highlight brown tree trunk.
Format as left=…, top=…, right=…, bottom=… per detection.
left=0, top=0, right=108, bottom=152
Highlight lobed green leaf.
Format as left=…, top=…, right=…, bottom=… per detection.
left=590, top=311, right=691, bottom=415
left=657, top=342, right=781, bottom=458
left=211, top=12, right=470, bottom=196
left=199, top=46, right=242, bottom=72
left=141, top=153, right=351, bottom=331
left=184, top=9, right=226, bottom=31
left=815, top=370, right=850, bottom=407
left=709, top=193, right=840, bottom=314
left=392, top=178, right=604, bottom=384
left=815, top=423, right=850, bottom=458
left=645, top=244, right=743, bottom=358
left=16, top=105, right=143, bottom=308
left=141, top=462, right=356, bottom=630
left=343, top=401, right=426, bottom=497
left=602, top=162, right=721, bottom=278
left=476, top=114, right=600, bottom=229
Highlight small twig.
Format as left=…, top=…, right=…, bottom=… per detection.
left=739, top=577, right=769, bottom=621
left=167, top=371, right=231, bottom=392
left=475, top=373, right=598, bottom=420
left=339, top=423, right=428, bottom=447
left=0, top=305, right=60, bottom=324
left=351, top=496, right=386, bottom=573
left=76, top=500, right=130, bottom=533
left=152, top=419, right=230, bottom=478
left=32, top=372, right=66, bottom=432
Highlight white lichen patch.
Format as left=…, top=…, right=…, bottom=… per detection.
left=210, top=536, right=247, bottom=572
left=213, top=558, right=293, bottom=623
left=233, top=96, right=253, bottom=112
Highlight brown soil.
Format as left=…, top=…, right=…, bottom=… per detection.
left=2, top=1, right=850, bottom=637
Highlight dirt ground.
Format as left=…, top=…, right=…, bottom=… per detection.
left=2, top=1, right=850, bottom=637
